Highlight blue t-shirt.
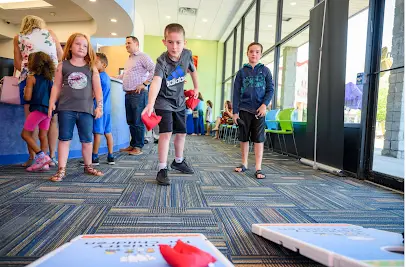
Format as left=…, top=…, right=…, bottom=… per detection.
left=94, top=71, right=111, bottom=114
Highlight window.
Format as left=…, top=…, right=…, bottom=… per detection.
left=235, top=24, right=242, bottom=72
left=344, top=0, right=370, bottom=123
left=281, top=0, right=314, bottom=40
left=243, top=3, right=256, bottom=54
left=277, top=28, right=309, bottom=122
left=259, top=0, right=277, bottom=50
left=225, top=34, right=234, bottom=79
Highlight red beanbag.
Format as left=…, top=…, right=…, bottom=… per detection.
left=186, top=97, right=200, bottom=110
left=159, top=240, right=216, bottom=267
left=141, top=112, right=162, bottom=131
left=184, top=90, right=195, bottom=98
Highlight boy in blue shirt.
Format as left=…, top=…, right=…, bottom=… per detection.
left=232, top=42, right=274, bottom=179
left=92, top=53, right=114, bottom=165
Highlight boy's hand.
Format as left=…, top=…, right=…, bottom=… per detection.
left=94, top=107, right=103, bottom=119
left=257, top=104, right=267, bottom=117
left=142, top=103, right=154, bottom=117
left=48, top=103, right=56, bottom=118
left=232, top=114, right=240, bottom=125
left=193, top=88, right=198, bottom=99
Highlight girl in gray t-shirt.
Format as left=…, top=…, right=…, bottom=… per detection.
left=48, top=33, right=104, bottom=182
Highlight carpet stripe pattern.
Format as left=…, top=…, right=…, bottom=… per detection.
left=0, top=136, right=403, bottom=266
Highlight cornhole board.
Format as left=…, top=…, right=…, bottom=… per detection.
left=27, top=233, right=234, bottom=267
left=252, top=223, right=404, bottom=267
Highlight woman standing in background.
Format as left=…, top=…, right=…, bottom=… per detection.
left=13, top=15, right=63, bottom=167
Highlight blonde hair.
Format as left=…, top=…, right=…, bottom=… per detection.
left=63, top=33, right=95, bottom=68
left=20, top=15, right=46, bottom=35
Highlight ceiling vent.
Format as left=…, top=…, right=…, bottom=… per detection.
left=282, top=17, right=292, bottom=22
left=179, top=7, right=198, bottom=16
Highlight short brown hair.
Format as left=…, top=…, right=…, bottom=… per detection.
left=28, top=51, right=55, bottom=81
left=126, top=36, right=139, bottom=44
left=247, top=42, right=263, bottom=53
left=164, top=23, right=185, bottom=38
left=96, top=52, right=108, bottom=67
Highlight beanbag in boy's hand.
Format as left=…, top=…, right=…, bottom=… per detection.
left=141, top=112, right=162, bottom=131
left=184, top=89, right=195, bottom=98
left=186, top=97, right=200, bottom=110
left=159, top=240, right=217, bottom=267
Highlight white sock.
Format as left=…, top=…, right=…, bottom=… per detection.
left=175, top=157, right=183, bottom=163
left=158, top=163, right=167, bottom=170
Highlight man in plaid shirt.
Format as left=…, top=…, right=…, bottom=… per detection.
left=117, top=36, right=155, bottom=155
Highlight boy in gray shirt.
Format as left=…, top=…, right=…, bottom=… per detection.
left=142, top=23, right=199, bottom=186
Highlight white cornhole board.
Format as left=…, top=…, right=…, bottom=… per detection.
left=252, top=223, right=404, bottom=267
left=27, top=233, right=234, bottom=267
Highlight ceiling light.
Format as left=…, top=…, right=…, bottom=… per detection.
left=110, top=18, right=117, bottom=22
left=268, top=24, right=272, bottom=27
left=202, top=18, right=208, bottom=22
left=197, top=35, right=202, bottom=38
left=50, top=12, right=56, bottom=16
left=290, top=2, right=296, bottom=5
left=111, top=32, right=117, bottom=36
left=165, top=15, right=171, bottom=19
left=89, top=0, right=96, bottom=2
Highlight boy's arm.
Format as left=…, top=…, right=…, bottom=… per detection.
left=263, top=68, right=274, bottom=106
left=92, top=66, right=103, bottom=119
left=190, top=70, right=199, bottom=98
left=142, top=76, right=162, bottom=116
left=48, top=62, right=63, bottom=117
left=23, top=75, right=35, bottom=101
left=232, top=71, right=242, bottom=124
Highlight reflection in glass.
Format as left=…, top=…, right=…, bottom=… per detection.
left=225, top=34, right=234, bottom=79
left=235, top=24, right=242, bottom=72
left=259, top=0, right=277, bottom=50
left=244, top=3, right=256, bottom=53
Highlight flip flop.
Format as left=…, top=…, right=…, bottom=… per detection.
left=255, top=170, right=266, bottom=179
left=235, top=164, right=247, bottom=173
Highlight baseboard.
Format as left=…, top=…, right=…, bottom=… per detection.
left=0, top=142, right=129, bottom=165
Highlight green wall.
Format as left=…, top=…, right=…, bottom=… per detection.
left=144, top=35, right=223, bottom=119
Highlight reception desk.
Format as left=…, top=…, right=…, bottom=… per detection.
left=0, top=78, right=129, bottom=165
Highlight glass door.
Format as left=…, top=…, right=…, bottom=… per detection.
left=370, top=0, right=404, bottom=180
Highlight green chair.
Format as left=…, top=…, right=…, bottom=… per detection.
left=265, top=108, right=298, bottom=156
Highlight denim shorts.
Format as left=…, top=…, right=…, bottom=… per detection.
left=58, top=110, right=93, bottom=143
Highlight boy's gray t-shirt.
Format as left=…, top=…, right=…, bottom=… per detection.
left=154, top=49, right=195, bottom=112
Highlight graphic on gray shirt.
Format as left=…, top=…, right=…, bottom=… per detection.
left=154, top=49, right=195, bottom=112
left=57, top=60, right=94, bottom=115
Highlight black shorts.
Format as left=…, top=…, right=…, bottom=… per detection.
left=155, top=109, right=186, bottom=134
left=238, top=110, right=265, bottom=143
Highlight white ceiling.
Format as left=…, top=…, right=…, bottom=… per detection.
left=0, top=0, right=133, bottom=38
left=135, top=0, right=245, bottom=40
left=0, top=0, right=92, bottom=24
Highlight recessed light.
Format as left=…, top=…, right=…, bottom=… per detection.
left=197, top=35, right=202, bottom=38
left=50, top=12, right=56, bottom=16
left=110, top=18, right=117, bottom=22
left=165, top=15, right=171, bottom=19
left=89, top=0, right=96, bottom=2
left=268, top=24, right=272, bottom=27
left=202, top=18, right=208, bottom=22
left=111, top=32, right=117, bottom=36
left=290, top=2, right=296, bottom=5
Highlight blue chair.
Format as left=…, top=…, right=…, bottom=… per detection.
left=264, top=109, right=279, bottom=150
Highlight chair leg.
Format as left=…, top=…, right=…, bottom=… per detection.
left=282, top=135, right=288, bottom=156
left=269, top=133, right=274, bottom=151
left=277, top=134, right=283, bottom=155
left=292, top=132, right=298, bottom=157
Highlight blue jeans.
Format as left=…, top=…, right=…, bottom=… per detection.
left=125, top=92, right=147, bottom=149
left=58, top=111, right=93, bottom=143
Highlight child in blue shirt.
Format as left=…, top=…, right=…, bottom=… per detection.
left=92, top=53, right=114, bottom=164
left=232, top=42, right=274, bottom=179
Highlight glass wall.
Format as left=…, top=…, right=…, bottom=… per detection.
left=235, top=24, right=242, bottom=71
left=244, top=3, right=256, bottom=52
left=224, top=35, right=234, bottom=79
left=259, top=0, right=277, bottom=50
left=281, top=0, right=314, bottom=39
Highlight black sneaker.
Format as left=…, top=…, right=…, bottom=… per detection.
left=107, top=157, right=115, bottom=165
left=80, top=158, right=100, bottom=166
left=170, top=159, right=194, bottom=174
left=156, top=168, right=170, bottom=186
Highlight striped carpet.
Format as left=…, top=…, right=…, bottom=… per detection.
left=0, top=136, right=403, bottom=266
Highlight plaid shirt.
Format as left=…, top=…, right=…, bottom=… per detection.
left=121, top=51, right=155, bottom=92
